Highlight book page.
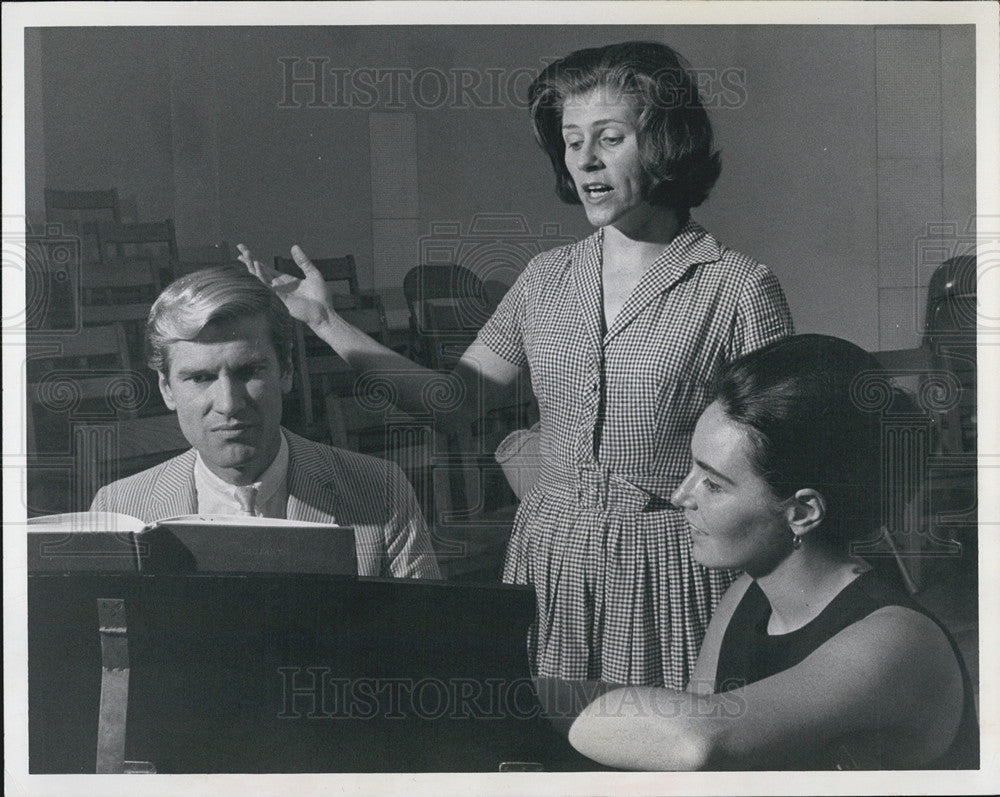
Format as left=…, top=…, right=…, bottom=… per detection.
left=26, top=511, right=146, bottom=533
left=150, top=515, right=352, bottom=529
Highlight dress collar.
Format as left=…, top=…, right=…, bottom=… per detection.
left=573, top=220, right=723, bottom=344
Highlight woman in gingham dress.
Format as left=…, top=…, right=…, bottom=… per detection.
left=239, top=41, right=792, bottom=689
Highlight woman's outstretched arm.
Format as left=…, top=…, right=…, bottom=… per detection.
left=567, top=606, right=965, bottom=770
left=238, top=244, right=524, bottom=430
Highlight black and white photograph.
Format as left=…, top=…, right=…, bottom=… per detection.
left=3, top=2, right=998, bottom=795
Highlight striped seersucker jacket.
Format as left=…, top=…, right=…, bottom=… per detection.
left=90, top=428, right=441, bottom=579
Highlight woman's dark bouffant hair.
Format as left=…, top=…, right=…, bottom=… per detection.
left=712, top=335, right=890, bottom=550
left=529, top=40, right=722, bottom=220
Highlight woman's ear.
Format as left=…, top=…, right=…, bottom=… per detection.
left=785, top=488, right=826, bottom=538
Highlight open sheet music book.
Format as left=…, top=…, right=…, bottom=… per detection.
left=27, top=512, right=358, bottom=575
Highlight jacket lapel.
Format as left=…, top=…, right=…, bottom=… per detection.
left=148, top=449, right=198, bottom=519
left=283, top=431, right=342, bottom=524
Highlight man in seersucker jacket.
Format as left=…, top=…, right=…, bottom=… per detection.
left=90, top=265, right=440, bottom=579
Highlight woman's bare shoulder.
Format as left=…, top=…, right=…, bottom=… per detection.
left=688, top=574, right=754, bottom=693
left=839, top=603, right=960, bottom=670
left=712, top=573, right=754, bottom=627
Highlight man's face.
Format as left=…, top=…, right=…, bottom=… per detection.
left=158, top=313, right=292, bottom=485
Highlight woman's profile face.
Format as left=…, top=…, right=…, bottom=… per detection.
left=671, top=401, right=791, bottom=576
left=561, top=86, right=656, bottom=234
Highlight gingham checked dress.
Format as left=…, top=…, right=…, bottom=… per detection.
left=477, top=220, right=793, bottom=688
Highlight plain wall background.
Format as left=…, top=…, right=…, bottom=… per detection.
left=27, top=25, right=976, bottom=351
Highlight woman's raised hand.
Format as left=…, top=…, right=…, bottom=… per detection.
left=237, top=243, right=333, bottom=328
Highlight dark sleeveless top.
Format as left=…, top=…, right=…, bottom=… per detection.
left=714, top=570, right=979, bottom=769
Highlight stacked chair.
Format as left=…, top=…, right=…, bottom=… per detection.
left=27, top=189, right=188, bottom=514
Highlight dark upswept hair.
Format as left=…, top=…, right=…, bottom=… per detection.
left=529, top=40, right=722, bottom=219
left=711, top=335, right=888, bottom=549
left=145, top=265, right=294, bottom=376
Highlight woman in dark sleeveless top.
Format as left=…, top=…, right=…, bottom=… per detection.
left=567, top=335, right=978, bottom=769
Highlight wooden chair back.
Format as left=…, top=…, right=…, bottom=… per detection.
left=97, top=220, right=179, bottom=285
left=274, top=254, right=359, bottom=297
left=27, top=323, right=189, bottom=513
left=27, top=323, right=135, bottom=418
left=27, top=323, right=136, bottom=510
left=45, top=190, right=122, bottom=267
left=922, top=255, right=976, bottom=455
left=45, top=188, right=121, bottom=226
left=72, top=222, right=178, bottom=373
left=273, top=253, right=388, bottom=432
left=178, top=242, right=237, bottom=274
left=402, top=265, right=495, bottom=370
left=325, top=392, right=482, bottom=573
left=25, top=224, right=84, bottom=331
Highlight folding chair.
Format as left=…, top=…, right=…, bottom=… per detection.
left=274, top=254, right=390, bottom=436
left=27, top=324, right=188, bottom=513
left=44, top=189, right=122, bottom=265
left=402, top=264, right=494, bottom=371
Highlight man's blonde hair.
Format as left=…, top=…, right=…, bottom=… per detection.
left=145, top=265, right=294, bottom=376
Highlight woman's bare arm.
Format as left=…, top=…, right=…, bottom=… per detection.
left=239, top=244, right=523, bottom=428
left=569, top=606, right=965, bottom=770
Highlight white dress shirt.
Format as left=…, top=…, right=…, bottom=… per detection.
left=193, top=432, right=290, bottom=518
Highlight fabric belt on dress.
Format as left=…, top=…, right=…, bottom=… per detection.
left=537, top=465, right=677, bottom=513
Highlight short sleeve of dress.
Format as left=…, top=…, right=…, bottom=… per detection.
left=728, top=264, right=795, bottom=360
left=475, top=260, right=531, bottom=368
